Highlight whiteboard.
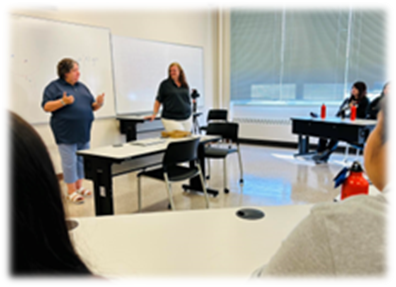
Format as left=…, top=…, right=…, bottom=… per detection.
left=9, top=15, right=115, bottom=124
left=112, top=35, right=204, bottom=115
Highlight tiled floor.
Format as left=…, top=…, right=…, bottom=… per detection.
left=63, top=144, right=358, bottom=219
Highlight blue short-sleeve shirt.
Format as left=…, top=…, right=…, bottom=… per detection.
left=42, top=78, right=95, bottom=144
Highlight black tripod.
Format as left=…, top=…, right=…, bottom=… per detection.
left=192, top=100, right=201, bottom=134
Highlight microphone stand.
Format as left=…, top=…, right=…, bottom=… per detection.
left=192, top=99, right=201, bottom=134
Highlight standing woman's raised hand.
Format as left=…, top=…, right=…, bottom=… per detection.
left=96, top=93, right=105, bottom=105
left=62, top=91, right=75, bottom=105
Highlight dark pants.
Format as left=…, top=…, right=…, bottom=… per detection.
left=317, top=138, right=338, bottom=153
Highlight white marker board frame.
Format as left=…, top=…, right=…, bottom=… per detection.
left=112, top=35, right=205, bottom=116
left=9, top=14, right=116, bottom=124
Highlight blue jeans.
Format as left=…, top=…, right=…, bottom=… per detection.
left=58, top=142, right=90, bottom=184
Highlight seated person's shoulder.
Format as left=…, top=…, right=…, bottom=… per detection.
left=310, top=194, right=387, bottom=221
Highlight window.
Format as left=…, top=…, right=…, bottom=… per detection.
left=230, top=9, right=387, bottom=105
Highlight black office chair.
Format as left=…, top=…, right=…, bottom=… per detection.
left=204, top=122, right=244, bottom=193
left=137, top=138, right=209, bottom=211
left=200, top=109, right=228, bottom=132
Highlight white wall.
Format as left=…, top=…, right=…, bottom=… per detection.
left=11, top=8, right=219, bottom=173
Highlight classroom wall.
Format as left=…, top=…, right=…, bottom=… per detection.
left=11, top=8, right=219, bottom=173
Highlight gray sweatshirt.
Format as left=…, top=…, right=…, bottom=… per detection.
left=247, top=182, right=395, bottom=285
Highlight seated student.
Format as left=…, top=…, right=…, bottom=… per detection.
left=367, top=82, right=389, bottom=120
left=254, top=102, right=388, bottom=277
left=313, top=81, right=370, bottom=164
left=10, top=112, right=92, bottom=275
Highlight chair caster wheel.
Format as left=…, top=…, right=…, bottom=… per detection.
left=167, top=203, right=171, bottom=210
left=224, top=188, right=230, bottom=194
left=239, top=179, right=244, bottom=184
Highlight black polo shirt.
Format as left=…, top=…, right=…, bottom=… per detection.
left=156, top=78, right=191, bottom=120
left=42, top=78, right=95, bottom=144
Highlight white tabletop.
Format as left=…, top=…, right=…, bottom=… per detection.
left=70, top=204, right=313, bottom=277
left=77, top=135, right=220, bottom=160
left=291, top=116, right=377, bottom=126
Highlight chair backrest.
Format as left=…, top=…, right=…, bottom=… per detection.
left=162, top=138, right=200, bottom=167
left=206, top=122, right=239, bottom=142
left=207, top=109, right=228, bottom=122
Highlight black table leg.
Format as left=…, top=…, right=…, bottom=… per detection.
left=125, top=123, right=137, bottom=142
left=294, top=135, right=316, bottom=157
left=299, top=135, right=309, bottom=154
left=91, top=160, right=114, bottom=216
left=182, top=142, right=219, bottom=197
left=120, top=120, right=138, bottom=142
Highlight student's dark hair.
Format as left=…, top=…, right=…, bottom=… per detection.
left=352, top=81, right=367, bottom=100
left=380, top=82, right=389, bottom=97
left=10, top=111, right=91, bottom=276
left=57, top=58, right=78, bottom=80
left=382, top=80, right=395, bottom=91
left=381, top=91, right=395, bottom=143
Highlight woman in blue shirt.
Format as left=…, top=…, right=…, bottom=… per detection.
left=42, top=58, right=104, bottom=204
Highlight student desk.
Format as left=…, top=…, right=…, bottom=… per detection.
left=77, top=135, right=220, bottom=216
left=117, top=112, right=203, bottom=141
left=291, top=117, right=377, bottom=157
left=70, top=204, right=313, bottom=277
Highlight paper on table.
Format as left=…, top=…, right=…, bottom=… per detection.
left=130, top=138, right=167, bottom=147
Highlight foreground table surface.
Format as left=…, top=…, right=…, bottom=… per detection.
left=71, top=204, right=313, bottom=278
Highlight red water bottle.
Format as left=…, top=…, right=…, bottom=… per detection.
left=350, top=105, right=357, bottom=121
left=320, top=103, right=326, bottom=119
left=341, top=162, right=369, bottom=200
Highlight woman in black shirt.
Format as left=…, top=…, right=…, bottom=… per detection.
left=146, top=62, right=192, bottom=132
left=314, top=81, right=370, bottom=164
